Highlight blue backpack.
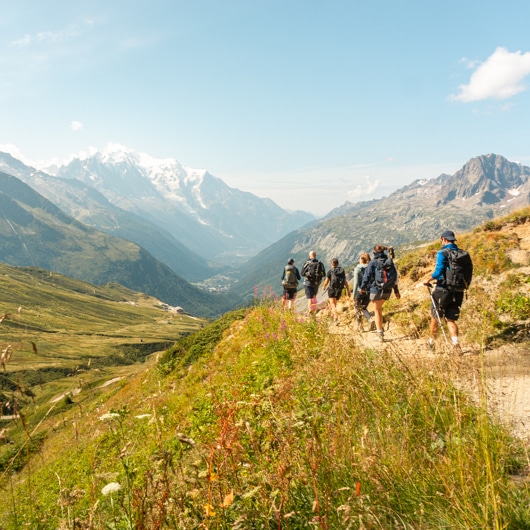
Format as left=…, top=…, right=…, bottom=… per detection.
left=374, top=256, right=397, bottom=290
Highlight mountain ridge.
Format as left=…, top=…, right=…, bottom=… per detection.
left=229, top=154, right=530, bottom=300
left=52, top=144, right=315, bottom=262
left=0, top=170, right=234, bottom=317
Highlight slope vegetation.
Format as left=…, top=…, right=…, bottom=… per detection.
left=0, top=171, right=236, bottom=317
left=1, top=209, right=530, bottom=528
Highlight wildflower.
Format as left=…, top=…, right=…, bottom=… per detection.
left=101, top=482, right=122, bottom=496
left=222, top=489, right=235, bottom=508
left=98, top=413, right=120, bottom=421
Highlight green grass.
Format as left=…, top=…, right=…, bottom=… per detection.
left=1, top=210, right=530, bottom=528
left=0, top=304, right=527, bottom=528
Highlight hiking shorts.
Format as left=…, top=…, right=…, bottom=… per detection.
left=327, top=288, right=343, bottom=300
left=370, top=288, right=392, bottom=301
left=304, top=283, right=319, bottom=300
left=283, top=288, right=297, bottom=301
left=431, top=288, right=464, bottom=321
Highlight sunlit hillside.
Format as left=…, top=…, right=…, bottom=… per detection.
left=1, top=209, right=530, bottom=528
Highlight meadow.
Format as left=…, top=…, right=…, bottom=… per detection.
left=1, top=210, right=530, bottom=528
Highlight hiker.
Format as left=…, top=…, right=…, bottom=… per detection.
left=352, top=253, right=375, bottom=330
left=281, top=258, right=301, bottom=310
left=301, top=250, right=326, bottom=314
left=359, top=245, right=400, bottom=342
left=423, top=230, right=473, bottom=355
left=322, top=257, right=351, bottom=321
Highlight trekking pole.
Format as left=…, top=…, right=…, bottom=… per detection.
left=426, top=284, right=449, bottom=347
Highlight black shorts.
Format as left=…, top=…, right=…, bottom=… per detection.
left=304, top=283, right=319, bottom=299
left=327, top=288, right=343, bottom=300
left=370, top=288, right=392, bottom=301
left=283, top=288, right=297, bottom=301
left=431, top=289, right=464, bottom=321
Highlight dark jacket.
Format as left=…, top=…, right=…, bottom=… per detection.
left=360, top=251, right=400, bottom=295
left=301, top=258, right=325, bottom=286
left=281, top=264, right=301, bottom=285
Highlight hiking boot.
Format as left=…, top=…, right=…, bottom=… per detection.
left=427, top=340, right=435, bottom=351
left=452, top=344, right=463, bottom=356
left=369, top=320, right=376, bottom=332
left=376, top=331, right=384, bottom=343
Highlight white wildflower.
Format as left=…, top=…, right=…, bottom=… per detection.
left=101, top=482, right=122, bottom=496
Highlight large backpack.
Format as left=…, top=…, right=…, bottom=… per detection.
left=374, top=256, right=398, bottom=290
left=303, top=260, right=324, bottom=284
left=282, top=265, right=299, bottom=289
left=443, top=248, right=473, bottom=292
left=329, top=267, right=346, bottom=291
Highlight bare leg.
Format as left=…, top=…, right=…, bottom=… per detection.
left=429, top=317, right=438, bottom=338
left=446, top=319, right=458, bottom=340
left=372, top=299, right=385, bottom=331
left=328, top=297, right=338, bottom=319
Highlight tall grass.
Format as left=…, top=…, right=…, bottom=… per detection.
left=1, top=304, right=528, bottom=528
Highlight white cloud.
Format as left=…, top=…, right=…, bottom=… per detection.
left=10, top=18, right=96, bottom=48
left=70, top=120, right=83, bottom=132
left=347, top=175, right=380, bottom=199
left=450, top=47, right=530, bottom=102
left=0, top=143, right=25, bottom=159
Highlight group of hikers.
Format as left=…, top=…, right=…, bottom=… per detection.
left=280, top=230, right=473, bottom=353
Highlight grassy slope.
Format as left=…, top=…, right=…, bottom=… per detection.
left=1, top=210, right=530, bottom=528
left=0, top=263, right=204, bottom=471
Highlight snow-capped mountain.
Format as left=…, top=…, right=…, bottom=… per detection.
left=52, top=144, right=315, bottom=262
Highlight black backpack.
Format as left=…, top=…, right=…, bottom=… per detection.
left=329, top=267, right=346, bottom=290
left=443, top=248, right=473, bottom=292
left=374, top=256, right=398, bottom=290
left=303, top=260, right=324, bottom=284
left=282, top=265, right=299, bottom=289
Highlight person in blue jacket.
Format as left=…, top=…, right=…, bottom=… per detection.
left=359, top=245, right=400, bottom=342
left=423, top=230, right=464, bottom=355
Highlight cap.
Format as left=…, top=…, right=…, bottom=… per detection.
left=287, top=258, right=295, bottom=264
left=441, top=230, right=456, bottom=241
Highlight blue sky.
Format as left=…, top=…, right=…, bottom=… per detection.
left=2, top=1, right=530, bottom=215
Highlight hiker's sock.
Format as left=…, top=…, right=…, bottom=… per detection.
left=428, top=338, right=434, bottom=346
left=451, top=336, right=459, bottom=345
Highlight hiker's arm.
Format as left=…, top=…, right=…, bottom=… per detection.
left=431, top=250, right=447, bottom=281
left=359, top=263, right=372, bottom=292
left=393, top=285, right=401, bottom=299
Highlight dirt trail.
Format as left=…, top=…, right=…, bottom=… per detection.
left=296, top=222, right=530, bottom=444
left=318, top=297, right=530, bottom=444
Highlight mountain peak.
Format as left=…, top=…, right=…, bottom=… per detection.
left=438, top=153, right=530, bottom=206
